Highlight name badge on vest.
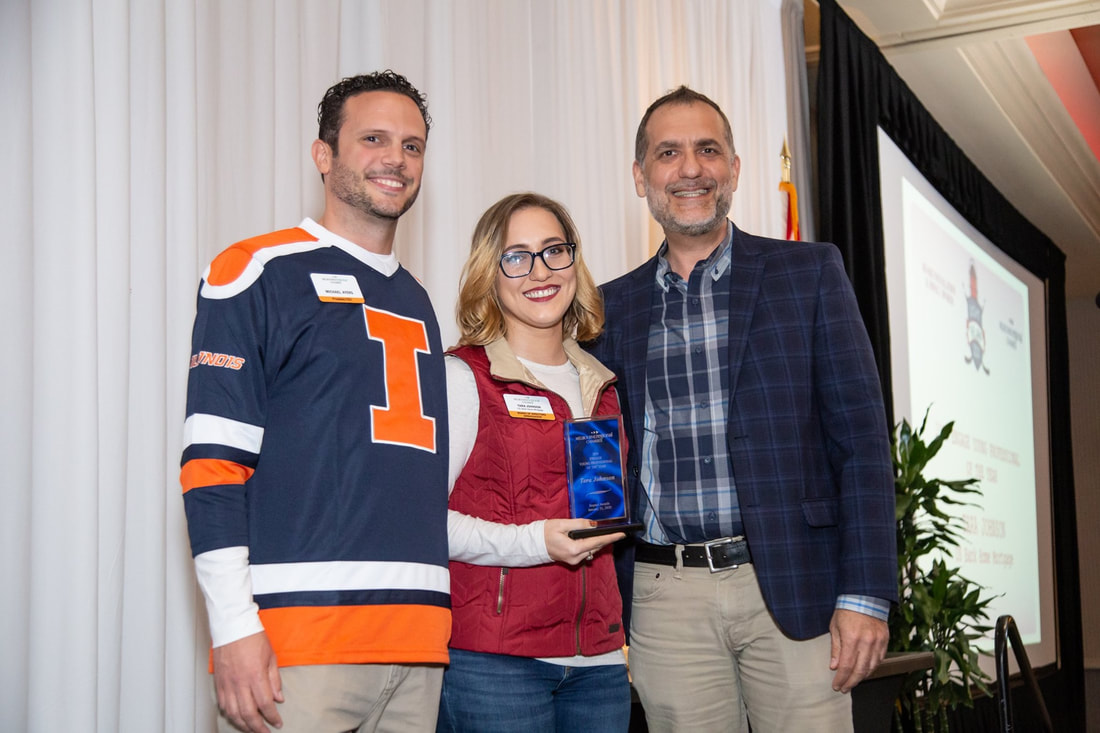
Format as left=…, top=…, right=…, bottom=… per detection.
left=310, top=273, right=365, bottom=303
left=503, top=394, right=554, bottom=420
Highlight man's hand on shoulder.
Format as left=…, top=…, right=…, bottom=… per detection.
left=828, top=608, right=889, bottom=693
left=213, top=631, right=284, bottom=732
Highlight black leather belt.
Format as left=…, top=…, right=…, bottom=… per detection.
left=635, top=537, right=751, bottom=572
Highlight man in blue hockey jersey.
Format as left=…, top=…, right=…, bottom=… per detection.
left=181, top=71, right=451, bottom=733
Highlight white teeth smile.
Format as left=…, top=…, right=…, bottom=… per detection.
left=524, top=287, right=559, bottom=299
left=673, top=189, right=708, bottom=197
left=373, top=178, right=405, bottom=190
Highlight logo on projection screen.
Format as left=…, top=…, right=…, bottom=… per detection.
left=964, top=262, right=990, bottom=375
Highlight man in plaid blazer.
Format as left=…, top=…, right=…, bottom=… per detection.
left=586, top=86, right=897, bottom=733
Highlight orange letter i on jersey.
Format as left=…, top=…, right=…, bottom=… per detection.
left=363, top=306, right=436, bottom=452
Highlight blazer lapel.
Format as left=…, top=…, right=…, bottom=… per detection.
left=621, top=260, right=657, bottom=449
left=726, top=226, right=765, bottom=398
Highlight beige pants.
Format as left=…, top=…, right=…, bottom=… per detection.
left=215, top=663, right=443, bottom=733
left=629, top=561, right=853, bottom=733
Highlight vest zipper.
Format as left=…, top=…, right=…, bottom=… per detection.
left=496, top=567, right=509, bottom=614
left=575, top=564, right=587, bottom=654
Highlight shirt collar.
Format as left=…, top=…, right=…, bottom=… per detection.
left=299, top=217, right=401, bottom=277
left=654, top=220, right=734, bottom=292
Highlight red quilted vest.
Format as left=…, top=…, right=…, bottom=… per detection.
left=447, top=344, right=625, bottom=657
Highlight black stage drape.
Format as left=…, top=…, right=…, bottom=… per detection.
left=816, top=0, right=1084, bottom=730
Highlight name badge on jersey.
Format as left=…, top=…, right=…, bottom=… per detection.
left=310, top=273, right=365, bottom=303
left=503, top=394, right=555, bottom=420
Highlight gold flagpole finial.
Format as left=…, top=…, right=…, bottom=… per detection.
left=780, top=138, right=792, bottom=184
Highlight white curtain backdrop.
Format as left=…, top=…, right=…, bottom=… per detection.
left=0, top=1, right=790, bottom=730
left=781, top=0, right=816, bottom=241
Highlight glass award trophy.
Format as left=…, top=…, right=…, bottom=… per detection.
left=563, top=415, right=644, bottom=539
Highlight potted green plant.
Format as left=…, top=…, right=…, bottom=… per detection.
left=889, top=410, right=996, bottom=732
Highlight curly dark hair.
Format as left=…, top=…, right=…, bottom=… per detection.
left=317, top=70, right=431, bottom=155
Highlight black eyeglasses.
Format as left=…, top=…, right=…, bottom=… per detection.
left=498, top=243, right=577, bottom=278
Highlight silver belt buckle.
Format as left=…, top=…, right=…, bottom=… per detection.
left=703, top=535, right=744, bottom=573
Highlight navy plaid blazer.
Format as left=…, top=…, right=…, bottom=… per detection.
left=586, top=224, right=897, bottom=641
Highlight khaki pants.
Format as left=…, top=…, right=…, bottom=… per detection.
left=629, top=560, right=852, bottom=733
left=215, top=663, right=443, bottom=733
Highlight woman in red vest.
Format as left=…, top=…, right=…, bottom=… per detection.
left=438, top=192, right=631, bottom=732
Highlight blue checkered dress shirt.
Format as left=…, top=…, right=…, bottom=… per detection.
left=639, top=227, right=742, bottom=545
left=636, top=223, right=889, bottom=622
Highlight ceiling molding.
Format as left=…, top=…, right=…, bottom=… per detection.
left=926, top=0, right=1097, bottom=23
left=872, top=3, right=1100, bottom=52
left=962, top=39, right=1100, bottom=239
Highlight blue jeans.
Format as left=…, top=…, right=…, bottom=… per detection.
left=437, top=649, right=631, bottom=733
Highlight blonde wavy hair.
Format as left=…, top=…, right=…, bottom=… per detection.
left=456, top=192, right=604, bottom=346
